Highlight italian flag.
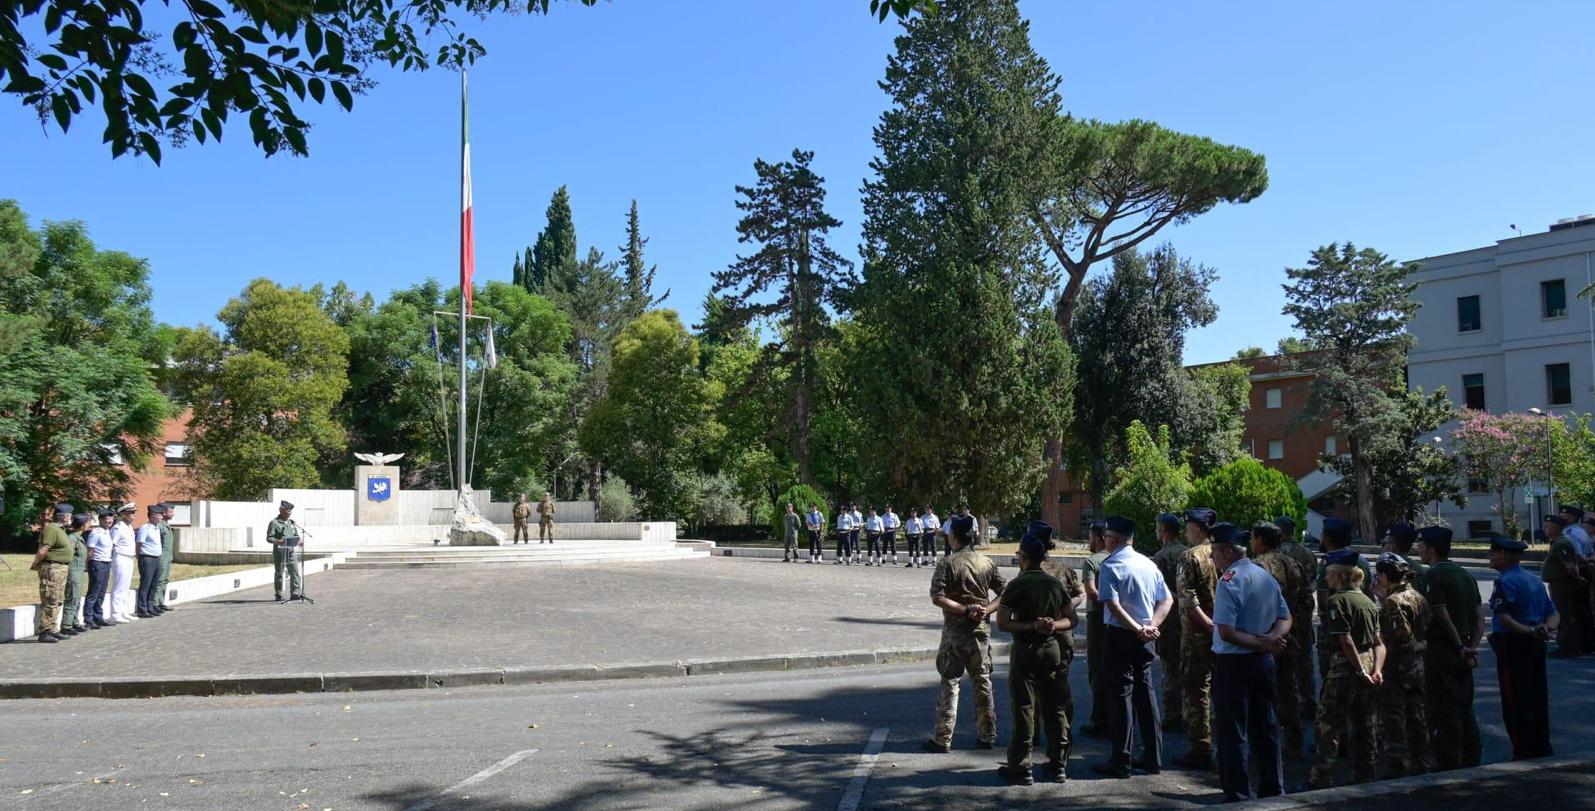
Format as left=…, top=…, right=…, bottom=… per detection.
left=461, top=71, right=475, bottom=315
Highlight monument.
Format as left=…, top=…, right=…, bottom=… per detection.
left=450, top=485, right=506, bottom=546
left=353, top=452, right=405, bottom=526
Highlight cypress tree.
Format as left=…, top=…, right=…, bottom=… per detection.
left=527, top=186, right=577, bottom=294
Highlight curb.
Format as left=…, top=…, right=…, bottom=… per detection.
left=0, top=643, right=1014, bottom=701
left=1246, top=751, right=1595, bottom=810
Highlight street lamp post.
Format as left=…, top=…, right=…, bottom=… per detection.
left=1430, top=435, right=1445, bottom=524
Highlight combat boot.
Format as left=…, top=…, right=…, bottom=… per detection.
left=996, top=764, right=1033, bottom=785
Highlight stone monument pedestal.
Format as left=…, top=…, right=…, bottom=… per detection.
left=449, top=485, right=506, bottom=546
left=355, top=465, right=401, bottom=526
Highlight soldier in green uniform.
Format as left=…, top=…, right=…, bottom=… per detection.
left=153, top=503, right=175, bottom=613
left=995, top=521, right=1081, bottom=785
left=1307, top=549, right=1384, bottom=790
left=1315, top=518, right=1373, bottom=683
left=923, top=514, right=1007, bottom=753
left=1150, top=512, right=1187, bottom=733
left=538, top=492, right=557, bottom=544
left=1250, top=521, right=1312, bottom=759
left=59, top=513, right=91, bottom=636
left=1079, top=519, right=1111, bottom=738
left=1276, top=515, right=1318, bottom=721
left=266, top=501, right=303, bottom=602
left=32, top=503, right=76, bottom=643
left=781, top=503, right=801, bottom=563
left=1380, top=523, right=1428, bottom=587
left=1415, top=525, right=1484, bottom=771
left=1540, top=515, right=1586, bottom=657
left=1374, top=552, right=1431, bottom=778
left=1174, top=509, right=1220, bottom=769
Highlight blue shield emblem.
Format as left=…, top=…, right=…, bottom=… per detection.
left=367, top=476, right=392, bottom=502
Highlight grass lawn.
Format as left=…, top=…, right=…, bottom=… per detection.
left=0, top=554, right=263, bottom=608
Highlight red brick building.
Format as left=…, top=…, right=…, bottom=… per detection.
left=110, top=410, right=200, bottom=526
left=1043, top=354, right=1339, bottom=538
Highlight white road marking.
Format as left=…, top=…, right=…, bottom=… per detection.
left=837, top=727, right=889, bottom=811
left=401, top=749, right=538, bottom=811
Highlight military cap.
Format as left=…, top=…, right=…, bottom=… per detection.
left=1089, top=519, right=1108, bottom=533
left=1489, top=534, right=1528, bottom=553
left=1023, top=520, right=1055, bottom=545
left=949, top=514, right=974, bottom=537
left=1104, top=515, right=1136, bottom=537
left=1376, top=551, right=1411, bottom=573
left=147, top=503, right=163, bottom=515
left=1417, top=525, right=1452, bottom=545
left=96, top=508, right=114, bottom=518
left=117, top=502, right=136, bottom=513
left=1185, top=508, right=1217, bottom=528
left=52, top=502, right=74, bottom=516
left=1324, top=548, right=1360, bottom=566
left=158, top=502, right=173, bottom=513
left=1561, top=505, right=1586, bottom=521
left=72, top=513, right=91, bottom=527
left=1019, top=522, right=1054, bottom=561
left=1156, top=512, right=1182, bottom=531
left=1321, top=517, right=1354, bottom=543
left=280, top=500, right=295, bottom=510
left=1544, top=514, right=1568, bottom=528
left=1209, top=521, right=1238, bottom=544
left=1385, top=523, right=1417, bottom=542
left=1252, top=521, right=1282, bottom=545
left=1274, top=515, right=1297, bottom=530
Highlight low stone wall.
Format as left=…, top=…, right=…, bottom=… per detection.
left=173, top=521, right=676, bottom=560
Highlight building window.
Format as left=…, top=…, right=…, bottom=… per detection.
left=166, top=502, right=192, bottom=526
left=1467, top=475, right=1489, bottom=494
left=163, top=442, right=192, bottom=466
left=1057, top=491, right=1073, bottom=505
left=1267, top=439, right=1285, bottom=460
left=1462, top=373, right=1486, bottom=410
left=1265, top=388, right=1282, bottom=409
left=1547, top=363, right=1573, bottom=406
left=1466, top=520, right=1494, bottom=540
left=1542, top=279, right=1568, bottom=319
left=1457, top=295, right=1482, bottom=332
left=1325, top=436, right=1337, bottom=455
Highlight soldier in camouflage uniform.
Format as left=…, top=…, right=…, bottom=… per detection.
left=923, top=514, right=1007, bottom=753
left=1375, top=552, right=1432, bottom=778
left=1309, top=550, right=1384, bottom=790
left=1251, top=522, right=1312, bottom=759
left=1316, top=518, right=1372, bottom=684
left=1150, top=512, right=1187, bottom=732
left=1174, top=509, right=1221, bottom=769
left=1276, top=516, right=1318, bottom=720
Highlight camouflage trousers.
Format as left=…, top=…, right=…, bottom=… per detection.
left=1180, top=631, right=1214, bottom=755
left=1275, top=646, right=1303, bottom=753
left=933, top=621, right=995, bottom=746
left=1309, top=655, right=1378, bottom=789
left=1292, top=620, right=1317, bottom=719
left=1378, top=654, right=1430, bottom=777
left=1157, top=617, right=1183, bottom=724
left=36, top=563, right=67, bottom=635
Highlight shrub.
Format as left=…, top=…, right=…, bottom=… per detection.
left=1103, top=422, right=1193, bottom=554
left=1187, top=456, right=1307, bottom=532
left=597, top=475, right=636, bottom=522
left=771, top=483, right=830, bottom=542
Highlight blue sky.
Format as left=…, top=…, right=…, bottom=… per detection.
left=5, top=0, right=1595, bottom=364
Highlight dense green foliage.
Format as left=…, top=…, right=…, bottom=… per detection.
left=1323, top=387, right=1466, bottom=526
left=1187, top=457, right=1307, bottom=533
left=1102, top=422, right=1192, bottom=554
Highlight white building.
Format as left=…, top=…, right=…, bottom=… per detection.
left=1408, top=216, right=1595, bottom=538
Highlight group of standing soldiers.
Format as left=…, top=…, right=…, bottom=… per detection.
left=919, top=506, right=1564, bottom=801
left=510, top=492, right=558, bottom=544
left=30, top=501, right=177, bottom=642
left=782, top=502, right=977, bottom=567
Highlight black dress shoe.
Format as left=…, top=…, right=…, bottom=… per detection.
left=976, top=740, right=996, bottom=750
left=58, top=628, right=77, bottom=636
left=1043, top=762, right=1068, bottom=783
left=37, top=633, right=59, bottom=643
left=921, top=739, right=951, bottom=753
left=997, top=764, right=1034, bottom=785
left=1091, top=762, right=1131, bottom=779
left=275, top=594, right=285, bottom=602
left=1132, top=759, right=1162, bottom=775
left=1173, top=750, right=1213, bottom=770
left=72, top=625, right=88, bottom=633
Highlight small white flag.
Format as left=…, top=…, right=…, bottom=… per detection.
left=484, top=324, right=498, bottom=369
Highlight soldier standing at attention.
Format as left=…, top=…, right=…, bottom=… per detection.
left=60, top=513, right=90, bottom=636
left=864, top=508, right=884, bottom=566
left=1374, top=552, right=1431, bottom=778
left=1487, top=534, right=1558, bottom=760
left=1560, top=507, right=1595, bottom=653
left=83, top=510, right=114, bottom=628
left=1381, top=523, right=1427, bottom=586
left=1150, top=512, right=1188, bottom=733
left=1211, top=528, right=1292, bottom=802
left=108, top=503, right=137, bottom=623
left=1173, top=509, right=1220, bottom=770
left=852, top=505, right=865, bottom=563
left=1276, top=515, right=1318, bottom=722
left=134, top=504, right=163, bottom=618
left=153, top=503, right=175, bottom=614
left=805, top=503, right=825, bottom=564
left=905, top=509, right=923, bottom=567
left=1092, top=516, right=1173, bottom=779
left=266, top=501, right=303, bottom=602
left=1540, top=514, right=1586, bottom=658
left=1250, top=521, right=1312, bottom=760
left=882, top=505, right=902, bottom=566
left=1307, top=549, right=1384, bottom=790
left=921, top=506, right=940, bottom=565
left=1316, top=518, right=1372, bottom=685
left=537, top=492, right=557, bottom=544
left=995, top=521, right=1080, bottom=785
left=1415, top=525, right=1484, bottom=771
left=1080, top=519, right=1112, bottom=739
left=781, top=503, right=801, bottom=563
left=511, top=494, right=532, bottom=544
left=835, top=505, right=855, bottom=565
left=923, top=514, right=1007, bottom=753
left=31, top=503, right=75, bottom=643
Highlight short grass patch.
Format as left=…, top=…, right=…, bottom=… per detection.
left=0, top=554, right=262, bottom=608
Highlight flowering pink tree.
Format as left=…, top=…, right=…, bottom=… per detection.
left=1451, top=410, right=1555, bottom=538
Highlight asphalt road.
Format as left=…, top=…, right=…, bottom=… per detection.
left=5, top=653, right=1593, bottom=811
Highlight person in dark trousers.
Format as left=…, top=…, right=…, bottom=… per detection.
left=1080, top=520, right=1112, bottom=738
left=1210, top=529, right=1292, bottom=802
left=1486, top=534, right=1558, bottom=760
left=134, top=504, right=163, bottom=618
left=83, top=509, right=115, bottom=628
left=1092, top=516, right=1173, bottom=779
left=1416, top=525, right=1484, bottom=771
left=995, top=521, right=1080, bottom=785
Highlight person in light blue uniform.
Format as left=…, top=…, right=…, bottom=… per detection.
left=805, top=504, right=824, bottom=563
left=905, top=510, right=924, bottom=568
left=1093, top=516, right=1173, bottom=778
left=1210, top=528, right=1292, bottom=802
left=921, top=507, right=941, bottom=565
left=134, top=505, right=163, bottom=618
left=882, top=505, right=902, bottom=565
left=836, top=506, right=855, bottom=565
left=1487, top=534, right=1558, bottom=760
left=865, top=508, right=885, bottom=566
left=851, top=505, right=864, bottom=564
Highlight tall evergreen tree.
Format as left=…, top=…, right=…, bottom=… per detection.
left=711, top=148, right=853, bottom=486
left=619, top=200, right=665, bottom=322
left=849, top=0, right=1074, bottom=517
left=546, top=247, right=624, bottom=504
left=525, top=186, right=577, bottom=294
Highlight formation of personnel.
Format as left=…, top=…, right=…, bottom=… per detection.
left=30, top=501, right=177, bottom=642
left=787, top=502, right=968, bottom=567
left=921, top=508, right=1568, bottom=799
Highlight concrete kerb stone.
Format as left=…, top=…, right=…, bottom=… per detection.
left=685, top=656, right=791, bottom=676
left=210, top=674, right=325, bottom=696
left=322, top=671, right=430, bottom=692
left=98, top=677, right=215, bottom=699
left=503, top=665, right=602, bottom=685
left=1246, top=751, right=1595, bottom=810
left=426, top=669, right=506, bottom=689
left=0, top=678, right=106, bottom=700
left=592, top=662, right=688, bottom=680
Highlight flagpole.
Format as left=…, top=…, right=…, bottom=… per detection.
left=457, top=69, right=470, bottom=497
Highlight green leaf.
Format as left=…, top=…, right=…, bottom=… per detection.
left=124, top=72, right=155, bottom=99
left=37, top=53, right=69, bottom=71
left=331, top=81, right=352, bottom=111
left=308, top=77, right=325, bottom=103
left=51, top=95, right=71, bottom=131
left=189, top=0, right=225, bottom=18
left=284, top=126, right=307, bottom=154
left=4, top=76, right=47, bottom=94
left=305, top=21, right=323, bottom=56
left=237, top=26, right=268, bottom=44
left=138, top=132, right=162, bottom=164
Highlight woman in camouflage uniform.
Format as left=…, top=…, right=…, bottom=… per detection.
left=1375, top=552, right=1432, bottom=778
